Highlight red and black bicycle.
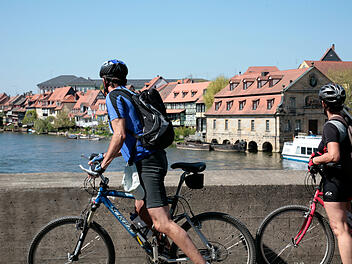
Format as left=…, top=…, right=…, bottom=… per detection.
left=256, top=164, right=352, bottom=264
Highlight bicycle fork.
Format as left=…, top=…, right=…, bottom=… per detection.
left=68, top=203, right=99, bottom=261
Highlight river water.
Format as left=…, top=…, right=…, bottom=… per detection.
left=0, top=132, right=306, bottom=174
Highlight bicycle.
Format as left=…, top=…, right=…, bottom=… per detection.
left=256, top=164, right=352, bottom=264
left=28, top=155, right=256, bottom=264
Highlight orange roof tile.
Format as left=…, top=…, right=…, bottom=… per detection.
left=302, top=61, right=352, bottom=76
left=73, top=90, right=102, bottom=109
left=216, top=68, right=308, bottom=99
left=206, top=94, right=282, bottom=116
left=244, top=66, right=279, bottom=74
left=166, top=109, right=185, bottom=114
left=163, top=82, right=211, bottom=103
left=49, top=86, right=73, bottom=101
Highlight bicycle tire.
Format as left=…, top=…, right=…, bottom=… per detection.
left=256, top=205, right=335, bottom=264
left=170, top=212, right=256, bottom=264
left=28, top=216, right=115, bottom=264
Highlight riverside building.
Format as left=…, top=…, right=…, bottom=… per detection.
left=163, top=81, right=210, bottom=127
left=205, top=66, right=331, bottom=152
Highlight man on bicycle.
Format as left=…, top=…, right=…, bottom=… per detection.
left=90, top=59, right=207, bottom=264
left=308, top=83, right=352, bottom=263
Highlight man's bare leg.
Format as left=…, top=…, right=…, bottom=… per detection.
left=325, top=202, right=352, bottom=264
left=148, top=206, right=206, bottom=264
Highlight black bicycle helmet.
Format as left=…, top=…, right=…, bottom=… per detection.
left=318, top=83, right=346, bottom=107
left=99, top=59, right=128, bottom=81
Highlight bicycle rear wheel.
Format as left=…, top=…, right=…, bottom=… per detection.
left=256, top=205, right=335, bottom=264
left=28, top=216, right=115, bottom=264
left=170, top=212, right=256, bottom=264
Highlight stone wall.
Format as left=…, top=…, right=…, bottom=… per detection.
left=0, top=184, right=340, bottom=263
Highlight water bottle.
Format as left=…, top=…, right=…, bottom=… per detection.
left=130, top=213, right=153, bottom=240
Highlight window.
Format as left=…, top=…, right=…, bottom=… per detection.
left=239, top=100, right=246, bottom=110
left=225, top=120, right=228, bottom=130
left=267, top=99, right=274, bottom=110
left=289, top=97, right=296, bottom=108
left=182, top=92, right=188, bottom=98
left=243, top=81, right=248, bottom=90
left=266, top=120, right=270, bottom=131
left=257, top=80, right=262, bottom=88
left=243, top=81, right=253, bottom=90
left=252, top=99, right=259, bottom=110
left=295, top=119, right=301, bottom=132
left=251, top=120, right=255, bottom=131
left=191, top=91, right=197, bottom=97
left=213, top=120, right=216, bottom=129
left=269, top=79, right=273, bottom=87
left=285, top=120, right=292, bottom=132
left=301, top=147, right=306, bottom=155
left=307, top=148, right=312, bottom=155
left=238, top=120, right=241, bottom=130
left=229, top=83, right=238, bottom=91
left=203, top=89, right=207, bottom=95
left=173, top=92, right=179, bottom=98
left=226, top=101, right=233, bottom=111
left=215, top=101, right=222, bottom=111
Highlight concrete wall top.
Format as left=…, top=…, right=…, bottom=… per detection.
left=0, top=169, right=307, bottom=190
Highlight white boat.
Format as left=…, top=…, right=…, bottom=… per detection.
left=282, top=135, right=322, bottom=163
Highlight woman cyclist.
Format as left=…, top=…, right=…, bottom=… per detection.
left=308, top=83, right=352, bottom=263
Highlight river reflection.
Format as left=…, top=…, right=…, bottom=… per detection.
left=0, top=132, right=306, bottom=174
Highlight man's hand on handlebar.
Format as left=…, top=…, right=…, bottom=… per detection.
left=88, top=153, right=104, bottom=165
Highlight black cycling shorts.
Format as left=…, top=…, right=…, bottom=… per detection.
left=135, top=150, right=168, bottom=209
left=323, top=176, right=352, bottom=202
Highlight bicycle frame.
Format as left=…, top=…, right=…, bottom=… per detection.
left=72, top=171, right=214, bottom=263
left=293, top=184, right=324, bottom=246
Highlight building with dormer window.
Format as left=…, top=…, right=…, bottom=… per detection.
left=205, top=66, right=331, bottom=152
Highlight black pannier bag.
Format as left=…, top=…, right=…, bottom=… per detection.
left=114, top=87, right=175, bottom=150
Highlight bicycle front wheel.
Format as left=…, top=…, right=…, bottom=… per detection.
left=170, top=212, right=256, bottom=264
left=28, top=216, right=115, bottom=264
left=256, top=205, right=335, bottom=264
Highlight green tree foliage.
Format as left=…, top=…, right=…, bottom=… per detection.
left=327, top=69, right=352, bottom=108
left=203, top=76, right=229, bottom=109
left=54, top=111, right=75, bottom=130
left=22, top=110, right=38, bottom=125
left=174, top=127, right=196, bottom=141
left=34, top=119, right=49, bottom=134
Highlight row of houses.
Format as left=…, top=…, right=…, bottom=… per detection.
left=1, top=45, right=351, bottom=152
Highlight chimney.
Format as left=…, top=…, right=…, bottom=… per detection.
left=311, top=61, right=315, bottom=67
left=332, top=44, right=335, bottom=50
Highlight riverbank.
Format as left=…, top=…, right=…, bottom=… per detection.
left=0, top=170, right=341, bottom=263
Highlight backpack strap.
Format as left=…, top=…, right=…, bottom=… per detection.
left=329, top=116, right=348, bottom=143
left=111, top=88, right=140, bottom=165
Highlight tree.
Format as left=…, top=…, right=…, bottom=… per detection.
left=326, top=69, right=352, bottom=108
left=203, top=76, right=229, bottom=109
left=22, top=110, right=38, bottom=125
left=34, top=119, right=49, bottom=134
left=54, top=111, right=75, bottom=130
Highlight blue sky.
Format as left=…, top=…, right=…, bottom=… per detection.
left=1, top=0, right=352, bottom=95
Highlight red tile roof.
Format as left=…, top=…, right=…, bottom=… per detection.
left=302, top=61, right=352, bottom=76
left=216, top=68, right=308, bottom=99
left=73, top=90, right=102, bottom=109
left=49, top=86, right=73, bottom=101
left=163, top=82, right=211, bottom=103
left=206, top=94, right=282, bottom=116
left=166, top=109, right=186, bottom=114
left=244, top=66, right=279, bottom=75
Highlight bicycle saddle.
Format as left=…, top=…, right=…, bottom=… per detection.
left=170, top=162, right=206, bottom=173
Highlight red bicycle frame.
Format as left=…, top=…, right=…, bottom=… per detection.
left=293, top=188, right=324, bottom=245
